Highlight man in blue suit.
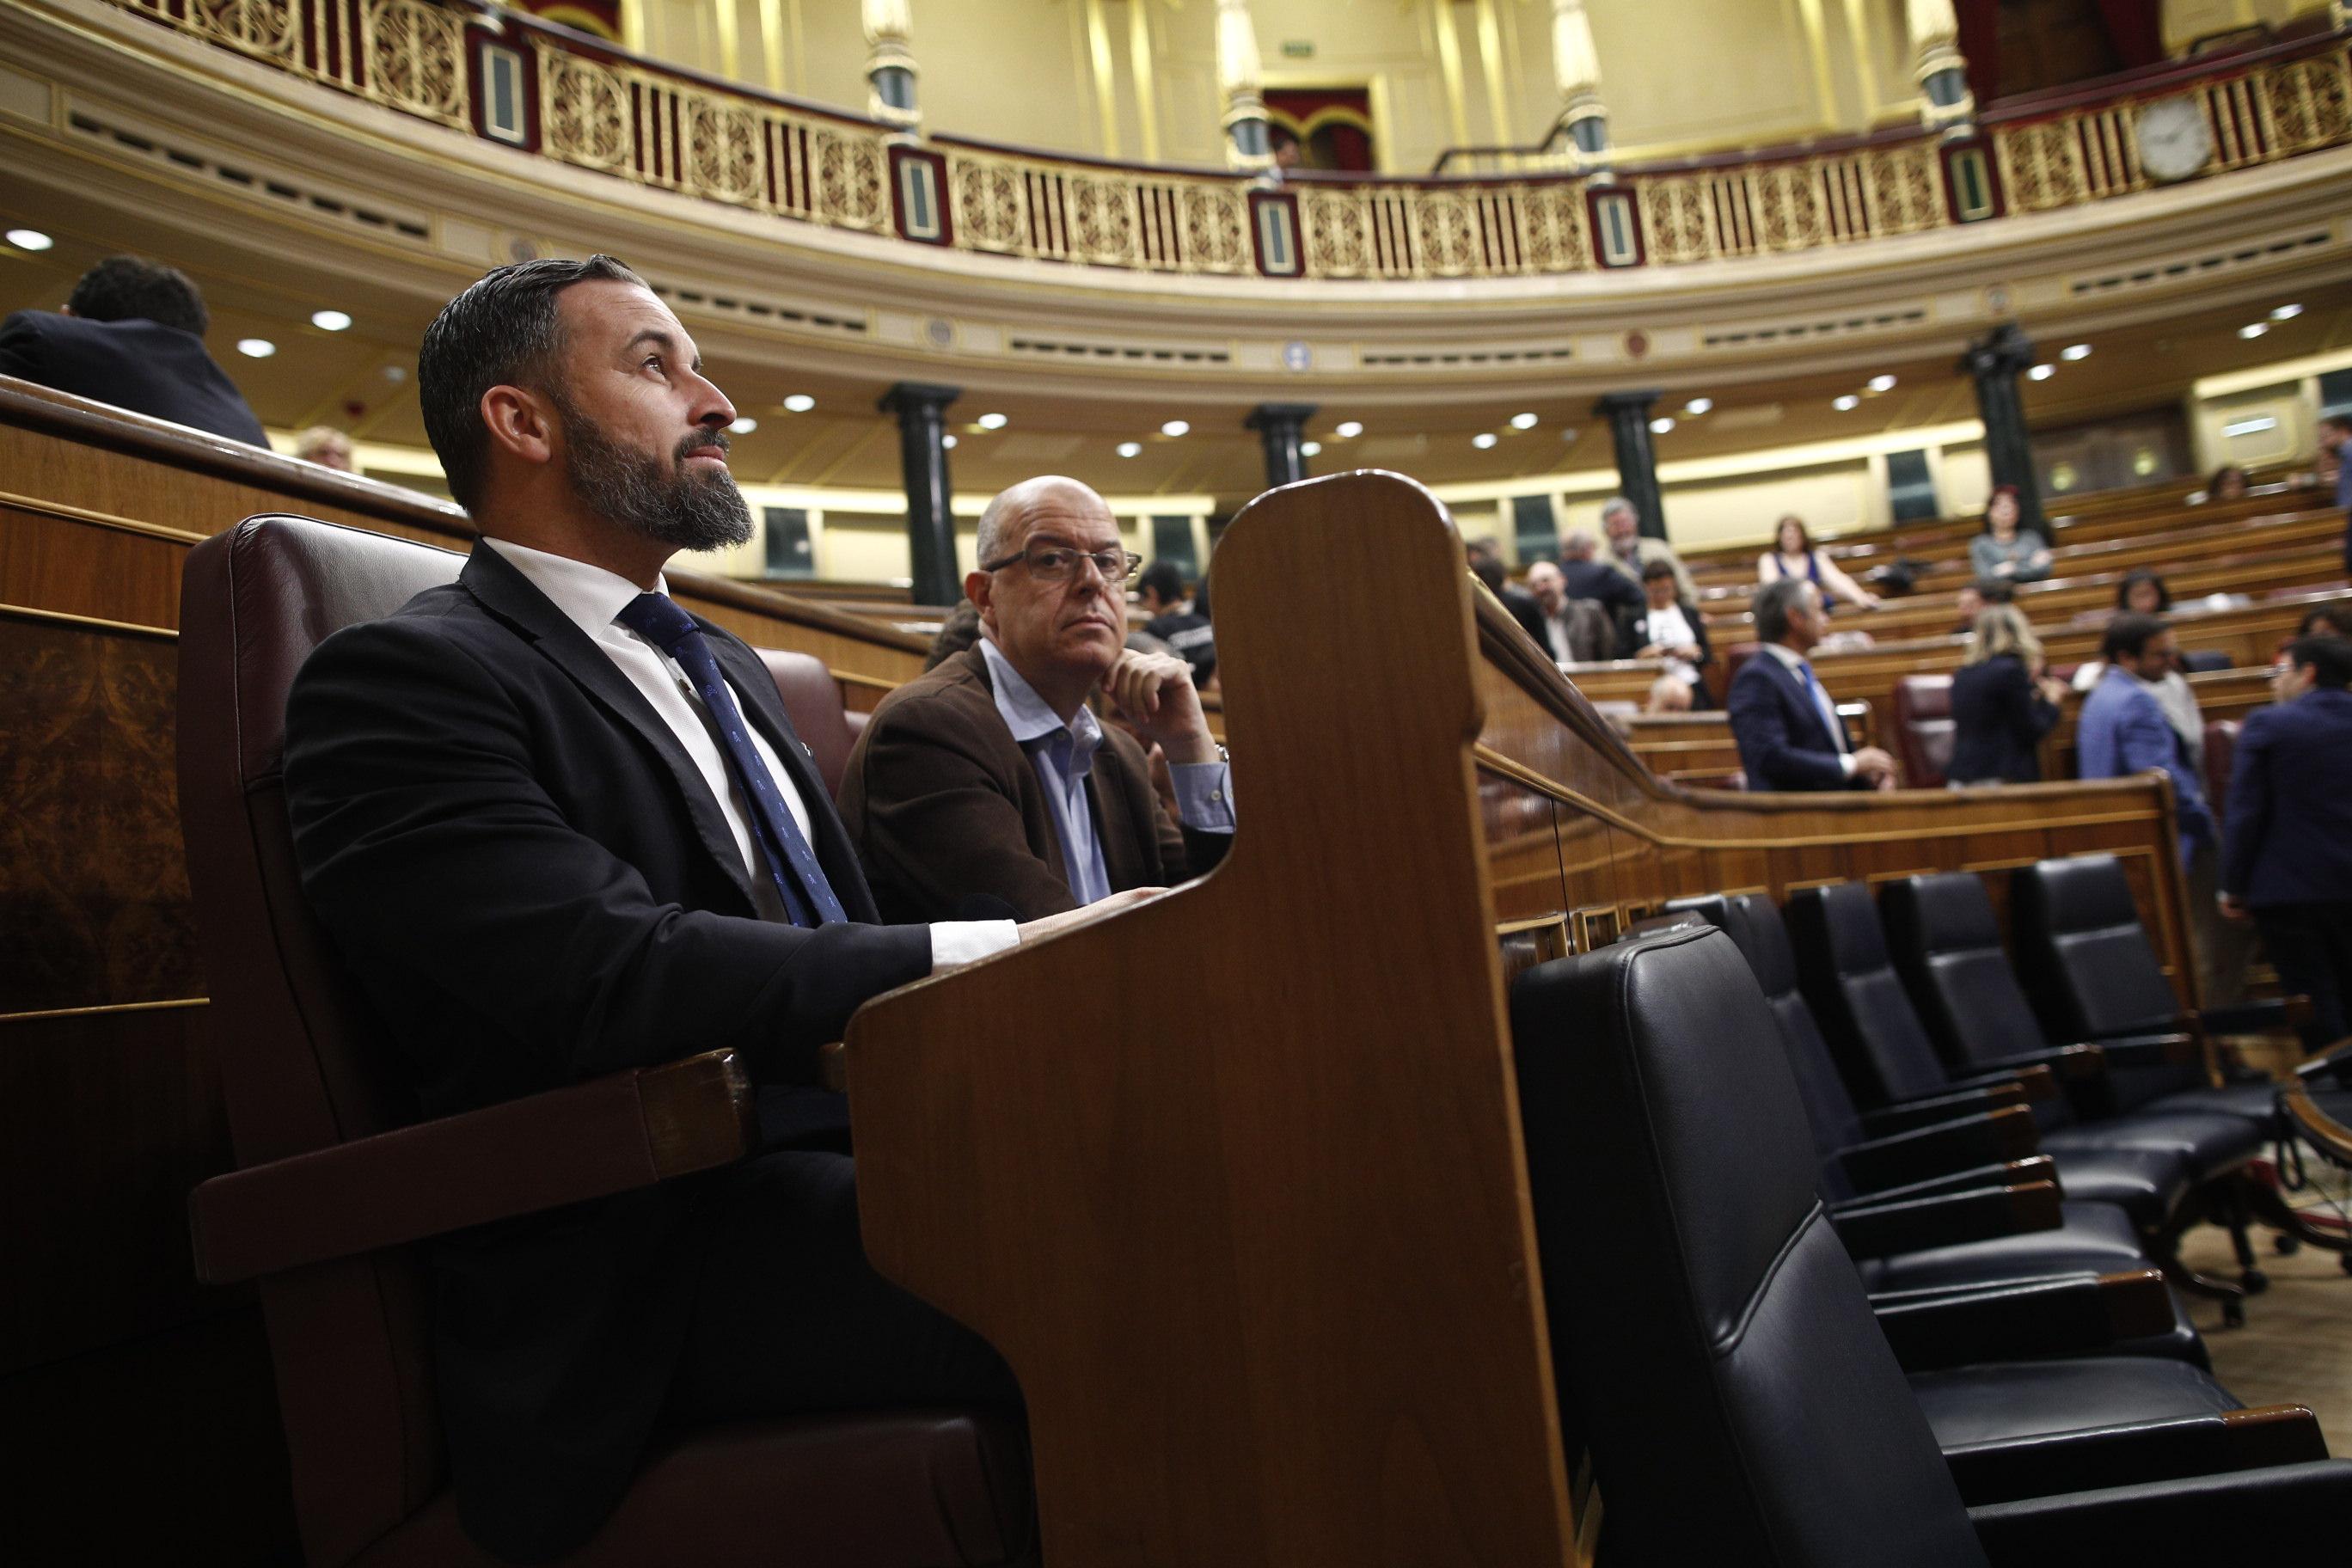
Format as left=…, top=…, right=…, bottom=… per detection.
left=2220, top=635, right=2352, bottom=1050
left=1726, top=579, right=1896, bottom=791
left=2076, top=614, right=2216, bottom=867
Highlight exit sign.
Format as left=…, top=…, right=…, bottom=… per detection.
left=1281, top=40, right=1314, bottom=58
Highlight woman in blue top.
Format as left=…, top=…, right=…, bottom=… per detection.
left=1755, top=514, right=1878, bottom=609
left=1948, top=603, right=2070, bottom=785
left=1968, top=486, right=2054, bottom=583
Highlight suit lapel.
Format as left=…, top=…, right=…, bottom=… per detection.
left=1773, top=654, right=1840, bottom=753
left=459, top=545, right=759, bottom=909
left=1085, top=744, right=1149, bottom=891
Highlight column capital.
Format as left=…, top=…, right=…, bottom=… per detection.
left=878, top=381, right=962, bottom=416
left=1959, top=323, right=2035, bottom=379
left=1592, top=389, right=1659, bottom=417
left=1246, top=403, right=1318, bottom=489
left=1244, top=402, right=1318, bottom=431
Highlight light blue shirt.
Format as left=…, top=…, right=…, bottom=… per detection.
left=979, top=639, right=1234, bottom=906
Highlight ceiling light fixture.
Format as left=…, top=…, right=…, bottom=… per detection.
left=1649, top=416, right=1675, bottom=435
left=236, top=338, right=276, bottom=358
left=942, top=433, right=958, bottom=448
left=1833, top=395, right=1859, bottom=412
left=2238, top=322, right=2269, bottom=340
left=1510, top=412, right=1539, bottom=430
left=783, top=394, right=816, bottom=412
left=727, top=417, right=757, bottom=434
left=976, top=412, right=1008, bottom=429
left=2061, top=343, right=2091, bottom=361
left=310, top=309, right=352, bottom=332
left=5, top=227, right=54, bottom=251
left=1473, top=432, right=1498, bottom=449
left=2027, top=364, right=2055, bottom=381
left=1867, top=374, right=1897, bottom=393
left=1300, top=440, right=1322, bottom=456
left=1161, top=420, right=1190, bottom=437
left=2270, top=303, right=2303, bottom=322
left=1117, top=441, right=1142, bottom=457
left=1334, top=420, right=1363, bottom=438
left=1683, top=397, right=1712, bottom=416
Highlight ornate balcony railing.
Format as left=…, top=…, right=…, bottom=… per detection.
left=113, top=0, right=2352, bottom=283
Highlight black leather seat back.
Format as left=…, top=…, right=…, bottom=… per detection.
left=1880, top=873, right=2055, bottom=1074
left=2011, top=856, right=2199, bottom=1108
left=1785, top=883, right=1957, bottom=1108
left=1510, top=927, right=1988, bottom=1567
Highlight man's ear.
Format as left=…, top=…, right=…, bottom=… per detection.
left=965, top=570, right=995, bottom=623
left=480, top=384, right=556, bottom=472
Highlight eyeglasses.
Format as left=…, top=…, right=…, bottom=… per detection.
left=981, top=543, right=1142, bottom=585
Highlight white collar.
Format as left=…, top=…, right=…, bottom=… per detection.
left=482, top=536, right=671, bottom=640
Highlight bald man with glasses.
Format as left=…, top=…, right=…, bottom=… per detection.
left=839, top=475, right=1235, bottom=922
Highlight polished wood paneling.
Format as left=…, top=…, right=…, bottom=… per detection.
left=0, top=611, right=199, bottom=1014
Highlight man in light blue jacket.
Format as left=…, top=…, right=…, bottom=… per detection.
left=2077, top=613, right=2215, bottom=867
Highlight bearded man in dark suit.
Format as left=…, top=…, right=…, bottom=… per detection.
left=282, top=255, right=1140, bottom=1562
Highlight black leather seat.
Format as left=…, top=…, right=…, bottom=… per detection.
left=1670, top=893, right=2201, bottom=1361
left=1507, top=924, right=2352, bottom=1565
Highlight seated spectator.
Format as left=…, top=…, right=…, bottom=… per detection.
left=2116, top=567, right=2171, bottom=616
left=839, top=475, right=1234, bottom=922
left=2220, top=635, right=2352, bottom=1050
left=1969, top=485, right=2053, bottom=583
left=1614, top=560, right=1713, bottom=707
left=1471, top=548, right=1553, bottom=649
left=0, top=254, right=268, bottom=445
left=1951, top=575, right=2012, bottom=636
left=1755, top=514, right=1878, bottom=609
left=1135, top=559, right=1216, bottom=686
left=923, top=597, right=983, bottom=671
left=2205, top=463, right=2250, bottom=501
left=291, top=425, right=356, bottom=471
left=2077, top=614, right=2215, bottom=870
left=1524, top=560, right=1613, bottom=662
left=2297, top=603, right=2352, bottom=640
left=1726, top=579, right=1896, bottom=793
left=1557, top=525, right=1644, bottom=616
left=1598, top=495, right=1698, bottom=602
left=1947, top=604, right=2068, bottom=786
left=1644, top=673, right=1693, bottom=714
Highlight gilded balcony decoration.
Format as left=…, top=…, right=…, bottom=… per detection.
left=110, top=0, right=2352, bottom=283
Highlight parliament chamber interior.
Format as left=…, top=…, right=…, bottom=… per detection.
left=8, top=0, right=2352, bottom=1561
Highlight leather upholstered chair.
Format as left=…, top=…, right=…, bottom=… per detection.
left=1894, top=674, right=1956, bottom=787
left=178, top=516, right=1033, bottom=1567
left=1507, top=925, right=2352, bottom=1566
left=756, top=647, right=862, bottom=799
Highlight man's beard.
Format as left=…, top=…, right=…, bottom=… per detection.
left=554, top=397, right=753, bottom=554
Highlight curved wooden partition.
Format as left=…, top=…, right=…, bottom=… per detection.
left=842, top=471, right=2194, bottom=1568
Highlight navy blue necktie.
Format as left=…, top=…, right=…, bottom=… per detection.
left=617, top=592, right=847, bottom=928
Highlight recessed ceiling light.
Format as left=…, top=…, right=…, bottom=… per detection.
left=381, top=364, right=407, bottom=382
left=783, top=394, right=816, bottom=412
left=1649, top=416, right=1675, bottom=435
left=942, top=433, right=958, bottom=448
left=1473, top=432, right=1498, bottom=449
left=1559, top=428, right=1578, bottom=443
left=1300, top=440, right=1322, bottom=456
left=5, top=228, right=54, bottom=251
left=236, top=338, right=276, bottom=358
left=2270, top=303, right=2303, bottom=322
left=1334, top=420, right=1363, bottom=438
left=2060, top=343, right=2091, bottom=360
left=1867, top=374, right=1897, bottom=393
left=1116, top=441, right=1142, bottom=457
left=727, top=416, right=757, bottom=434
left=2027, top=363, right=2055, bottom=380
left=2239, top=322, right=2269, bottom=340
left=1682, top=397, right=1712, bottom=416
left=1161, top=420, right=1189, bottom=437
left=1833, top=395, right=1859, bottom=412
left=1510, top=411, right=1539, bottom=430
left=309, top=309, right=352, bottom=332
left=977, top=412, right=1008, bottom=430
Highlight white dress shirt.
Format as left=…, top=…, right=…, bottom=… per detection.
left=483, top=538, right=1015, bottom=967
left=1759, top=640, right=1855, bottom=775
left=1639, top=601, right=1701, bottom=687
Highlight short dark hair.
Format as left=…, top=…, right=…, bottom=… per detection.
left=66, top=255, right=209, bottom=335
left=1640, top=558, right=1677, bottom=584
left=2321, top=413, right=2352, bottom=435
left=2116, top=568, right=2171, bottom=612
left=418, top=254, right=647, bottom=511
left=2100, top=612, right=2169, bottom=663
left=1752, top=577, right=1813, bottom=643
left=1136, top=560, right=1187, bottom=606
left=2286, top=635, right=2352, bottom=689
left=2295, top=603, right=2352, bottom=639
left=1469, top=554, right=1507, bottom=594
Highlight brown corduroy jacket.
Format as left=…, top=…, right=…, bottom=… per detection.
left=836, top=645, right=1230, bottom=922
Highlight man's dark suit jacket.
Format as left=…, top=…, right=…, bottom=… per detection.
left=2220, top=688, right=2352, bottom=908
left=1726, top=648, right=1863, bottom=792
left=1499, top=584, right=1550, bottom=650
left=283, top=542, right=932, bottom=1562
left=0, top=309, right=269, bottom=445
left=1947, top=654, right=2059, bottom=784
left=837, top=645, right=1230, bottom=922
left=1561, top=558, right=1644, bottom=616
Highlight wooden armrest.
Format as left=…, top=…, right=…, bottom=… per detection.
left=2282, top=1085, right=2352, bottom=1164
left=1859, top=1081, right=2025, bottom=1136
left=189, top=1049, right=756, bottom=1285
left=1968, top=1044, right=2105, bottom=1081
left=1947, top=1062, right=2058, bottom=1101
left=1948, top=1405, right=2328, bottom=1508
left=1872, top=1268, right=2174, bottom=1372
left=2076, top=1032, right=2196, bottom=1069
left=1828, top=1179, right=2061, bottom=1260
left=1837, top=1105, right=2040, bottom=1195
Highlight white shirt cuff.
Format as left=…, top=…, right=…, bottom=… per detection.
left=1170, top=760, right=1237, bottom=832
left=928, top=919, right=1020, bottom=971
left=1839, top=753, right=1858, bottom=777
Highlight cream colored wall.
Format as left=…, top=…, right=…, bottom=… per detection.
left=2162, top=0, right=2330, bottom=54
left=2184, top=346, right=2352, bottom=474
